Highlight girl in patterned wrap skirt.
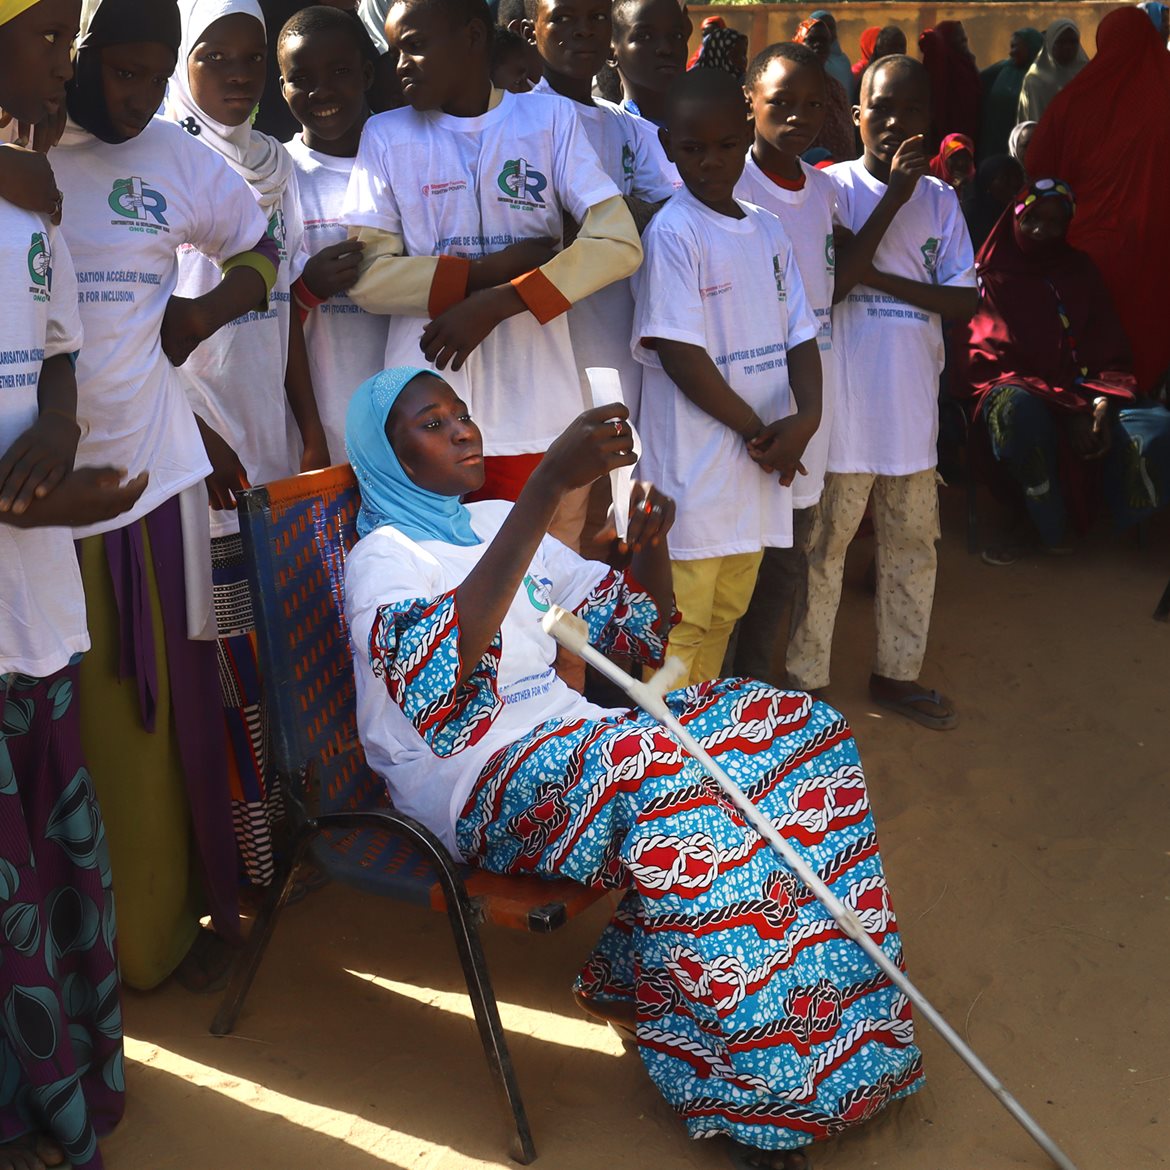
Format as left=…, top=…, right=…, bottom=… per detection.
left=344, top=368, right=923, bottom=1166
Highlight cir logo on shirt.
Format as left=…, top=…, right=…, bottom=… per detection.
left=497, top=158, right=548, bottom=207
left=108, top=177, right=170, bottom=232
left=267, top=208, right=288, bottom=256
left=772, top=254, right=787, bottom=302
left=26, top=232, right=52, bottom=301
left=522, top=572, right=553, bottom=614
left=621, top=143, right=635, bottom=184
left=920, top=236, right=940, bottom=277
left=824, top=232, right=836, bottom=273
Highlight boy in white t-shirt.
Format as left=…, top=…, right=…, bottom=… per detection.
left=521, top=0, right=675, bottom=418
left=342, top=0, right=642, bottom=548
left=633, top=69, right=822, bottom=686
left=730, top=41, right=840, bottom=681
left=787, top=55, right=978, bottom=729
left=279, top=5, right=389, bottom=461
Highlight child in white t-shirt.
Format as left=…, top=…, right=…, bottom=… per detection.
left=731, top=41, right=840, bottom=681
left=522, top=0, right=675, bottom=420
left=167, top=0, right=330, bottom=888
left=342, top=0, right=642, bottom=548
left=633, top=69, right=822, bottom=685
left=278, top=5, right=388, bottom=461
left=787, top=56, right=978, bottom=729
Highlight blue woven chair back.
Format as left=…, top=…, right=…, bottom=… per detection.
left=238, top=465, right=387, bottom=818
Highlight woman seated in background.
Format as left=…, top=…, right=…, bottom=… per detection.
left=343, top=366, right=923, bottom=1169
left=957, top=179, right=1170, bottom=564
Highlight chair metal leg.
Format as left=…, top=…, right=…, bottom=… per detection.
left=1154, top=576, right=1170, bottom=621
left=210, top=826, right=317, bottom=1036
left=316, top=811, right=537, bottom=1164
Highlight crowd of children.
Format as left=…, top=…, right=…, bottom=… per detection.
left=1, top=0, right=1166, bottom=1166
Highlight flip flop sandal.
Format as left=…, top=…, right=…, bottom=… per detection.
left=284, top=862, right=330, bottom=907
left=870, top=687, right=958, bottom=731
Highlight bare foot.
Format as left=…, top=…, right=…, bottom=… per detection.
left=0, top=1137, right=46, bottom=1170
left=572, top=990, right=637, bottom=1038
left=731, top=1144, right=812, bottom=1170
left=33, top=1139, right=64, bottom=1169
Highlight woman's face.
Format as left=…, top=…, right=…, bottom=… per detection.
left=187, top=12, right=267, bottom=127
left=386, top=374, right=485, bottom=496
left=1018, top=197, right=1071, bottom=247
left=99, top=42, right=177, bottom=139
left=1051, top=27, right=1080, bottom=67
left=0, top=0, right=79, bottom=124
left=1008, top=33, right=1030, bottom=68
left=1014, top=121, right=1035, bottom=160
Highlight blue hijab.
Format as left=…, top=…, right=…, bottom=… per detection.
left=345, top=366, right=481, bottom=546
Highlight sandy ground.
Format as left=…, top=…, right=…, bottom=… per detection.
left=102, top=490, right=1170, bottom=1170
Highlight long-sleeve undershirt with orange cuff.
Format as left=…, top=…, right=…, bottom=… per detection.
left=222, top=231, right=280, bottom=312
left=347, top=194, right=641, bottom=325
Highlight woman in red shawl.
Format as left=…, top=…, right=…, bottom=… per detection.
left=1027, top=6, right=1170, bottom=395
left=929, top=132, right=975, bottom=190
left=957, top=178, right=1170, bottom=562
left=919, top=21, right=981, bottom=148
left=794, top=16, right=856, bottom=161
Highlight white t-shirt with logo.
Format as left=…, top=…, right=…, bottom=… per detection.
left=175, top=168, right=309, bottom=539
left=346, top=500, right=621, bottom=856
left=735, top=156, right=840, bottom=508
left=827, top=159, right=976, bottom=476
left=52, top=118, right=270, bottom=538
left=0, top=200, right=88, bottom=676
left=343, top=90, right=621, bottom=456
left=285, top=136, right=388, bottom=462
left=632, top=189, right=819, bottom=559
left=528, top=79, right=675, bottom=422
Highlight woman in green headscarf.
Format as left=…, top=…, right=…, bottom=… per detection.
left=978, top=27, right=1042, bottom=161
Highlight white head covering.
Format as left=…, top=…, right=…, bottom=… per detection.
left=1017, top=19, right=1090, bottom=123
left=166, top=0, right=292, bottom=214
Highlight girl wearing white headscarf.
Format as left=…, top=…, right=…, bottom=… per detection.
left=1017, top=19, right=1089, bottom=122
left=168, top=0, right=329, bottom=891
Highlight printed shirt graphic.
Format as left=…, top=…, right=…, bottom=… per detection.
left=52, top=117, right=270, bottom=538
left=826, top=158, right=976, bottom=476
left=526, top=78, right=677, bottom=423
left=735, top=156, right=842, bottom=508
left=0, top=200, right=89, bottom=675
left=343, top=90, right=621, bottom=456
left=632, top=190, right=819, bottom=558
left=285, top=137, right=388, bottom=462
left=344, top=500, right=624, bottom=856
left=174, top=166, right=309, bottom=539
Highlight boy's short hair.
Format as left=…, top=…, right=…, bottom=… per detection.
left=612, top=0, right=650, bottom=35
left=665, top=65, right=747, bottom=126
left=393, top=0, right=494, bottom=36
left=278, top=4, right=378, bottom=64
left=496, top=0, right=527, bottom=26
left=744, top=41, right=822, bottom=90
left=859, top=52, right=928, bottom=104
left=873, top=25, right=907, bottom=57
left=490, top=24, right=526, bottom=65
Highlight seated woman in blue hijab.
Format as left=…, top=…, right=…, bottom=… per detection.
left=342, top=366, right=923, bottom=1169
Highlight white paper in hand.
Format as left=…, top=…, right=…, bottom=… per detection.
left=585, top=367, right=641, bottom=541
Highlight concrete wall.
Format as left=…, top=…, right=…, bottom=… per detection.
left=685, top=3, right=1123, bottom=75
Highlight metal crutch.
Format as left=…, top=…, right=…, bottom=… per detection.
left=542, top=605, right=1080, bottom=1170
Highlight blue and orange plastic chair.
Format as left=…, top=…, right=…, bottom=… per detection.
left=210, top=464, right=605, bottom=1163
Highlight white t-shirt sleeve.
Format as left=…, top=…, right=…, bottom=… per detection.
left=633, top=225, right=705, bottom=355
left=284, top=167, right=310, bottom=284
left=537, top=533, right=610, bottom=612
left=343, top=120, right=403, bottom=235
left=935, top=192, right=977, bottom=288
left=628, top=118, right=676, bottom=203
left=184, top=148, right=271, bottom=263
left=552, top=103, right=623, bottom=224
left=45, top=228, right=82, bottom=359
left=782, top=242, right=819, bottom=349
left=345, top=529, right=446, bottom=636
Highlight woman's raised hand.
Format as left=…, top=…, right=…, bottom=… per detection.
left=535, top=404, right=638, bottom=494
left=622, top=481, right=675, bottom=553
